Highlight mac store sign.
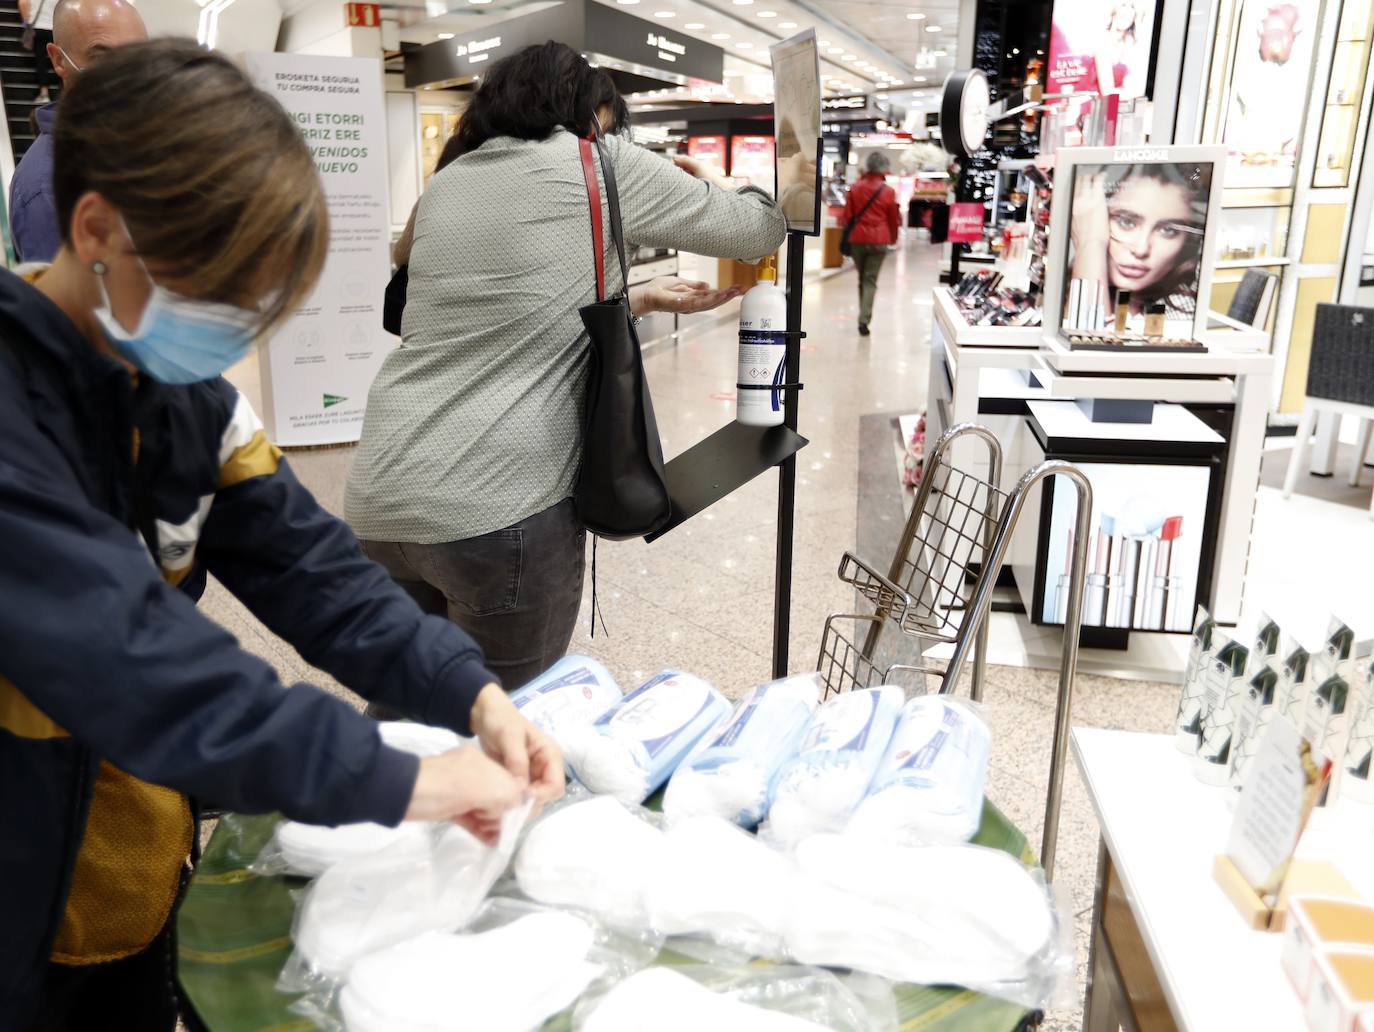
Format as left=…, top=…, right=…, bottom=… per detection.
left=405, top=0, right=725, bottom=91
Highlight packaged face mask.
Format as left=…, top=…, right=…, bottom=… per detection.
left=262, top=721, right=464, bottom=877
left=581, top=968, right=833, bottom=1032
left=1228, top=615, right=1282, bottom=791
left=510, top=655, right=622, bottom=751
left=1194, top=638, right=1249, bottom=785
left=563, top=671, right=731, bottom=805
left=287, top=802, right=530, bottom=984
left=662, top=674, right=820, bottom=827
left=785, top=835, right=1062, bottom=1008
left=339, top=915, right=599, bottom=1032
left=642, top=816, right=797, bottom=957
left=514, top=795, right=666, bottom=930
left=847, top=695, right=991, bottom=846
left=761, top=686, right=904, bottom=850
left=1175, top=607, right=1217, bottom=753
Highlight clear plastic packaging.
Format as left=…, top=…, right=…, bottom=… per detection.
left=761, top=686, right=904, bottom=850
left=783, top=834, right=1072, bottom=1011
left=662, top=674, right=820, bottom=827
left=642, top=816, right=796, bottom=958
left=510, top=655, right=623, bottom=751
left=280, top=799, right=531, bottom=991
left=1343, top=658, right=1374, bottom=803
left=514, top=795, right=667, bottom=930
left=563, top=671, right=731, bottom=805
left=254, top=721, right=464, bottom=877
left=574, top=966, right=875, bottom=1032
left=846, top=695, right=991, bottom=846
left=338, top=914, right=599, bottom=1032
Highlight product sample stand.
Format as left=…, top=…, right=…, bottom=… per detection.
left=646, top=228, right=810, bottom=679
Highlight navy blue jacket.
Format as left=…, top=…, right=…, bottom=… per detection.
left=8, top=103, right=60, bottom=263
left=0, top=270, right=496, bottom=1020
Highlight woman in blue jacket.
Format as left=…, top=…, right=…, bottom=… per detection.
left=0, top=40, right=562, bottom=1030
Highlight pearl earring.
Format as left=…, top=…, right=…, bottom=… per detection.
left=91, top=260, right=107, bottom=276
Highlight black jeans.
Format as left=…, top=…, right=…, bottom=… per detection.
left=361, top=497, right=587, bottom=693
left=31, top=921, right=181, bottom=1032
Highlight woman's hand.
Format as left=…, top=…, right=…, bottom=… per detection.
left=672, top=154, right=734, bottom=192
left=629, top=277, right=742, bottom=317
left=469, top=683, right=565, bottom=804
left=404, top=746, right=525, bottom=843
left=1071, top=171, right=1111, bottom=253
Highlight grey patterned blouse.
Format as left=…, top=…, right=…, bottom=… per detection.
left=345, top=129, right=787, bottom=544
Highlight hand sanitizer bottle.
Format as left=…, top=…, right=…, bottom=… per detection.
left=736, top=255, right=788, bottom=427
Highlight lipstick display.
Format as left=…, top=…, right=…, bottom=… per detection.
left=1143, top=516, right=1185, bottom=631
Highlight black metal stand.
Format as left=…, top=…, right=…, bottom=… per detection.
left=645, top=230, right=811, bottom=681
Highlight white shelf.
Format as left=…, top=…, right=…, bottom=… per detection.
left=1040, top=330, right=1274, bottom=376
left=932, top=287, right=1043, bottom=349
left=1215, top=257, right=1292, bottom=269
left=1027, top=400, right=1225, bottom=445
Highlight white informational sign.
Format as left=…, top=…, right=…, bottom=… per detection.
left=245, top=52, right=393, bottom=446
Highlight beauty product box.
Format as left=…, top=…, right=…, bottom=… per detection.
left=1306, top=948, right=1374, bottom=1032
left=1284, top=898, right=1374, bottom=1003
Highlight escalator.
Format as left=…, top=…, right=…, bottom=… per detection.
left=0, top=0, right=57, bottom=162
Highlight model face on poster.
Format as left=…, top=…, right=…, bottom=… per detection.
left=1047, top=0, right=1155, bottom=99
left=1068, top=162, right=1210, bottom=317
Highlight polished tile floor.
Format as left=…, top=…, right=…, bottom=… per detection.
left=213, top=238, right=1217, bottom=1030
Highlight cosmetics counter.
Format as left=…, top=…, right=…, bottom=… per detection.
left=928, top=146, right=1275, bottom=636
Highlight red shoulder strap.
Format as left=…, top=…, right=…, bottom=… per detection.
left=580, top=137, right=606, bottom=302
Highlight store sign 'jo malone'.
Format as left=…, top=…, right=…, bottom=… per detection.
left=646, top=32, right=687, bottom=63
left=456, top=36, right=502, bottom=64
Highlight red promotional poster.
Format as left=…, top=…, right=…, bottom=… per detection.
left=687, top=135, right=726, bottom=175
left=948, top=202, right=986, bottom=243
left=1048, top=0, right=1157, bottom=98
left=730, top=135, right=775, bottom=188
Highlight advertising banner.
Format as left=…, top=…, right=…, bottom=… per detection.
left=948, top=202, right=986, bottom=243
left=1048, top=0, right=1158, bottom=99
left=687, top=135, right=726, bottom=175
left=245, top=52, right=392, bottom=446
left=730, top=135, right=775, bottom=189
left=1220, top=0, right=1318, bottom=188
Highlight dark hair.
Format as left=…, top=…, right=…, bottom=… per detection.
left=53, top=39, right=328, bottom=331
left=447, top=41, right=629, bottom=160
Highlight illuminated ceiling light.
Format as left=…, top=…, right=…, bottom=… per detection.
left=826, top=47, right=842, bottom=54
left=732, top=0, right=754, bottom=5
left=932, top=49, right=947, bottom=56
left=779, top=20, right=796, bottom=27
left=842, top=55, right=858, bottom=62
left=906, top=10, right=925, bottom=18
left=653, top=9, right=675, bottom=16
left=684, top=20, right=704, bottom=27
left=913, top=75, right=927, bottom=82
left=735, top=40, right=754, bottom=48
left=890, top=78, right=904, bottom=84
left=925, top=24, right=942, bottom=32
left=757, top=9, right=777, bottom=16
left=437, top=31, right=454, bottom=38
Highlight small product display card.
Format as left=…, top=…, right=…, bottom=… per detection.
left=1226, top=714, right=1332, bottom=906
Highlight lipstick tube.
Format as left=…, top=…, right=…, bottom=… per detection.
left=1145, top=516, right=1184, bottom=630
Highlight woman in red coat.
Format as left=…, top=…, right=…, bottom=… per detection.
left=844, top=151, right=901, bottom=336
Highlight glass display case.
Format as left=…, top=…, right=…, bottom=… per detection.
left=1313, top=0, right=1374, bottom=187
left=1215, top=204, right=1291, bottom=261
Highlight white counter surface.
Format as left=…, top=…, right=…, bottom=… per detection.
left=1073, top=728, right=1374, bottom=1031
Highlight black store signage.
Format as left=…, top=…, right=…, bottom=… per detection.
left=405, top=0, right=724, bottom=88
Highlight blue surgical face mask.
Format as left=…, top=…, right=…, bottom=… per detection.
left=94, top=248, right=259, bottom=385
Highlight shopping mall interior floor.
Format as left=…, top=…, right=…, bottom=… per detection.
left=211, top=235, right=1191, bottom=1031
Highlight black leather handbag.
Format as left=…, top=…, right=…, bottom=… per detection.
left=574, top=136, right=671, bottom=540
left=382, top=264, right=407, bottom=336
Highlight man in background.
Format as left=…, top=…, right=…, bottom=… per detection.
left=8, top=0, right=145, bottom=262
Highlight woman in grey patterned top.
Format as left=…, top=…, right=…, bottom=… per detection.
left=346, top=43, right=787, bottom=691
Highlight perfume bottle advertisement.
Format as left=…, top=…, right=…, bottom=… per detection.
left=1041, top=462, right=1212, bottom=631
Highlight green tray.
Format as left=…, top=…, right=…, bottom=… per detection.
left=177, top=803, right=1039, bottom=1032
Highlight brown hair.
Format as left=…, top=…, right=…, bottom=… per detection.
left=53, top=39, right=328, bottom=331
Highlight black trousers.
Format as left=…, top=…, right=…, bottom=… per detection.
left=361, top=497, right=587, bottom=693
left=31, top=921, right=184, bottom=1032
